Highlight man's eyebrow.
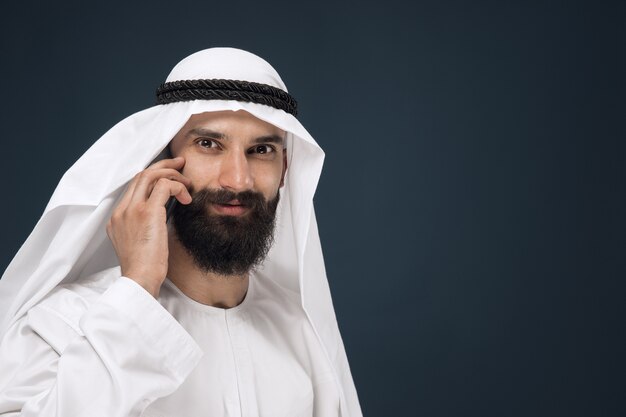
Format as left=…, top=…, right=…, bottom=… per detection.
left=252, top=134, right=285, bottom=146
left=186, top=128, right=226, bottom=139
left=186, top=128, right=284, bottom=146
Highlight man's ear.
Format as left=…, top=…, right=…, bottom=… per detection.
left=280, top=148, right=288, bottom=188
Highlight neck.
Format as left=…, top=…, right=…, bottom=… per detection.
left=166, top=223, right=249, bottom=309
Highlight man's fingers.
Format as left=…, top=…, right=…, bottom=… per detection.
left=147, top=156, right=185, bottom=171
left=147, top=178, right=193, bottom=207
left=131, top=167, right=192, bottom=203
left=111, top=157, right=190, bottom=219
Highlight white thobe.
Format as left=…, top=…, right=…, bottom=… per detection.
left=0, top=267, right=340, bottom=417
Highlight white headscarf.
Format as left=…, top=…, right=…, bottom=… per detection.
left=0, top=47, right=361, bottom=416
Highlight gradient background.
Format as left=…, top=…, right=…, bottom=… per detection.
left=1, top=1, right=624, bottom=416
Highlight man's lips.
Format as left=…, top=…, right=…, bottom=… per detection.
left=209, top=200, right=250, bottom=216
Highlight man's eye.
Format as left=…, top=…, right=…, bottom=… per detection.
left=251, top=145, right=275, bottom=155
left=197, top=139, right=218, bottom=149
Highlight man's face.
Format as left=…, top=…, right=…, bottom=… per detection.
left=169, top=110, right=287, bottom=204
left=168, top=110, right=287, bottom=275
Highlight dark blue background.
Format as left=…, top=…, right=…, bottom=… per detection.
left=1, top=1, right=624, bottom=415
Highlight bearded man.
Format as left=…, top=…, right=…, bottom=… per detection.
left=0, top=48, right=361, bottom=417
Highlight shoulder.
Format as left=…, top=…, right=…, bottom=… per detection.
left=22, top=266, right=122, bottom=353
left=250, top=272, right=302, bottom=311
left=34, top=266, right=121, bottom=322
left=246, top=273, right=337, bottom=387
left=246, top=272, right=313, bottom=333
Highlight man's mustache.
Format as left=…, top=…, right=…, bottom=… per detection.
left=191, top=188, right=269, bottom=210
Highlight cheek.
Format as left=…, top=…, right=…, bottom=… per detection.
left=180, top=154, right=220, bottom=189
left=252, top=161, right=284, bottom=194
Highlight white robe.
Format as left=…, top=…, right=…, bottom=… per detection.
left=0, top=267, right=340, bottom=417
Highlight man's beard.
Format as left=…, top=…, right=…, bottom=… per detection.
left=170, top=188, right=280, bottom=276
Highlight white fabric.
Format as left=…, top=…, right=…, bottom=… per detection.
left=0, top=266, right=339, bottom=417
left=0, top=48, right=361, bottom=416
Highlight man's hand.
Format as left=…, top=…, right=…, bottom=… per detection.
left=106, top=157, right=192, bottom=297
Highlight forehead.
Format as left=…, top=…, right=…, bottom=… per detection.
left=175, top=110, right=285, bottom=140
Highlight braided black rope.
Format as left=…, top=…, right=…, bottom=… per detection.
left=156, top=79, right=298, bottom=116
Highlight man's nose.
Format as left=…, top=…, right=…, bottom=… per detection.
left=218, top=151, right=253, bottom=192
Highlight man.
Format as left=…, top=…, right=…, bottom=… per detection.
left=0, top=48, right=361, bottom=416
